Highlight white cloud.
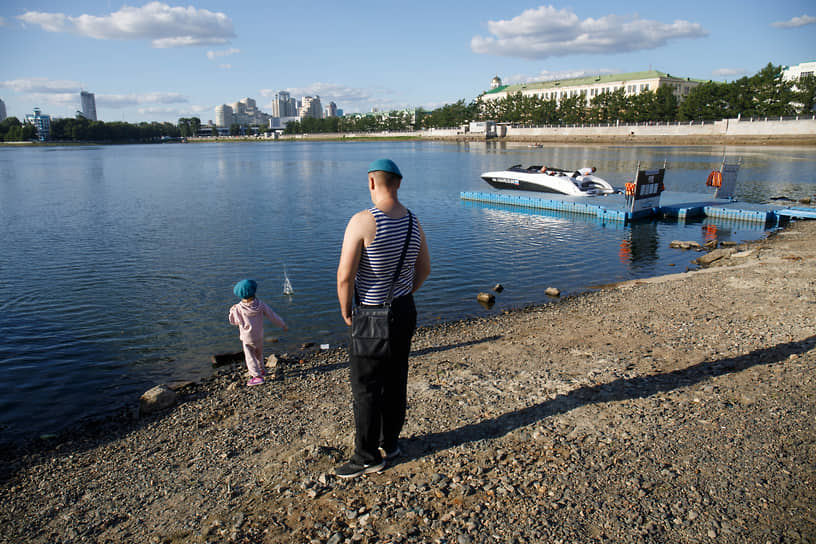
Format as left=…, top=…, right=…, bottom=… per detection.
left=138, top=106, right=181, bottom=115
left=25, top=93, right=79, bottom=108
left=17, top=11, right=68, bottom=32
left=0, top=16, right=8, bottom=27
left=218, top=64, right=232, bottom=70
left=97, top=92, right=189, bottom=108
left=258, top=82, right=428, bottom=113
left=17, top=2, right=235, bottom=48
left=207, top=47, right=240, bottom=60
left=771, top=14, right=816, bottom=28
left=471, top=5, right=707, bottom=59
left=0, top=78, right=83, bottom=93
left=712, top=67, right=747, bottom=78
left=288, top=83, right=378, bottom=103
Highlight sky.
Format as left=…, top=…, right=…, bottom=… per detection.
left=0, top=0, right=814, bottom=124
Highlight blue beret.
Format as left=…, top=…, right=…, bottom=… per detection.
left=367, top=158, right=402, bottom=178
left=233, top=279, right=257, bottom=299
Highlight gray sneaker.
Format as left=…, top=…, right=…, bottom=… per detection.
left=335, top=460, right=386, bottom=479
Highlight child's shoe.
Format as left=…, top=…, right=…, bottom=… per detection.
left=247, top=376, right=264, bottom=386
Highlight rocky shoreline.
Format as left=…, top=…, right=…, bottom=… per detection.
left=2, top=221, right=815, bottom=544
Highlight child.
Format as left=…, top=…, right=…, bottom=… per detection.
left=229, top=279, right=288, bottom=386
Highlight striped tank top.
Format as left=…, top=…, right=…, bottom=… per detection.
left=355, top=207, right=421, bottom=305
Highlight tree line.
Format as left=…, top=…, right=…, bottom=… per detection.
left=470, top=63, right=814, bottom=126
left=0, top=115, right=183, bottom=143
left=2, top=63, right=813, bottom=142
left=284, top=62, right=815, bottom=133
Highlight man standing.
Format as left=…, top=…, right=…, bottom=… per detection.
left=335, top=159, right=431, bottom=479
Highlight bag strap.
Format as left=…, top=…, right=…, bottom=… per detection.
left=384, top=210, right=413, bottom=306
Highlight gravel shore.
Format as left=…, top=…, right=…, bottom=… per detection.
left=2, top=220, right=815, bottom=544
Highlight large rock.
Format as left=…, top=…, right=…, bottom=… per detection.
left=139, top=385, right=177, bottom=416
left=477, top=292, right=495, bottom=303
left=694, top=248, right=734, bottom=266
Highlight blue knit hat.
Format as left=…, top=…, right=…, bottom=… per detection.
left=233, top=279, right=257, bottom=299
left=367, top=158, right=402, bottom=178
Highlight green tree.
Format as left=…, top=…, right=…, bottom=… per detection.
left=557, top=94, right=587, bottom=124
left=749, top=63, right=795, bottom=117
left=652, top=85, right=678, bottom=121
left=530, top=97, right=558, bottom=125
left=0, top=117, right=22, bottom=140
left=678, top=81, right=731, bottom=121
left=794, top=74, right=816, bottom=114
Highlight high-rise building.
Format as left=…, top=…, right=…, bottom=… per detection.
left=0, top=98, right=6, bottom=122
left=271, top=91, right=297, bottom=118
left=25, top=108, right=51, bottom=141
left=217, top=98, right=271, bottom=127
left=324, top=101, right=338, bottom=118
left=231, top=100, right=247, bottom=125
left=80, top=91, right=97, bottom=121
left=215, top=104, right=234, bottom=127
left=299, top=96, right=323, bottom=119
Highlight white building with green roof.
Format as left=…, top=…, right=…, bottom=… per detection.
left=480, top=70, right=701, bottom=106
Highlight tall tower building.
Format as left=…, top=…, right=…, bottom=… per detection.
left=215, top=104, right=234, bottom=127
left=272, top=91, right=297, bottom=118
left=0, top=98, right=6, bottom=122
left=80, top=91, right=97, bottom=121
left=299, top=96, right=323, bottom=119
left=324, top=101, right=338, bottom=118
left=240, top=97, right=257, bottom=112
left=231, top=100, right=248, bottom=125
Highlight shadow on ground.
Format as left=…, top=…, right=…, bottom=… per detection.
left=400, top=335, right=816, bottom=460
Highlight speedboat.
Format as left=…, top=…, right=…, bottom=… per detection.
left=480, top=164, right=616, bottom=196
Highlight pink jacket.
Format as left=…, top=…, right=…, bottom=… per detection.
left=228, top=298, right=286, bottom=346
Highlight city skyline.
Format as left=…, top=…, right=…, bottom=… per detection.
left=0, top=0, right=813, bottom=123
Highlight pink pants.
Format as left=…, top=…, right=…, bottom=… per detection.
left=243, top=343, right=265, bottom=378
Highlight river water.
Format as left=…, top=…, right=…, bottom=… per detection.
left=1, top=141, right=814, bottom=442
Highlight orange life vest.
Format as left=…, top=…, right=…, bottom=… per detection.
left=706, top=170, right=723, bottom=188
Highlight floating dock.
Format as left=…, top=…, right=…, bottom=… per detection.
left=460, top=191, right=815, bottom=226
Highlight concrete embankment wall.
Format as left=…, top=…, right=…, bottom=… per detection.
left=265, top=117, right=815, bottom=145
left=423, top=117, right=816, bottom=145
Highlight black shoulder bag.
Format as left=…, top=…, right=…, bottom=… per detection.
left=349, top=211, right=413, bottom=359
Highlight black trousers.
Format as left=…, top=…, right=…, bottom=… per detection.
left=349, top=294, right=417, bottom=465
